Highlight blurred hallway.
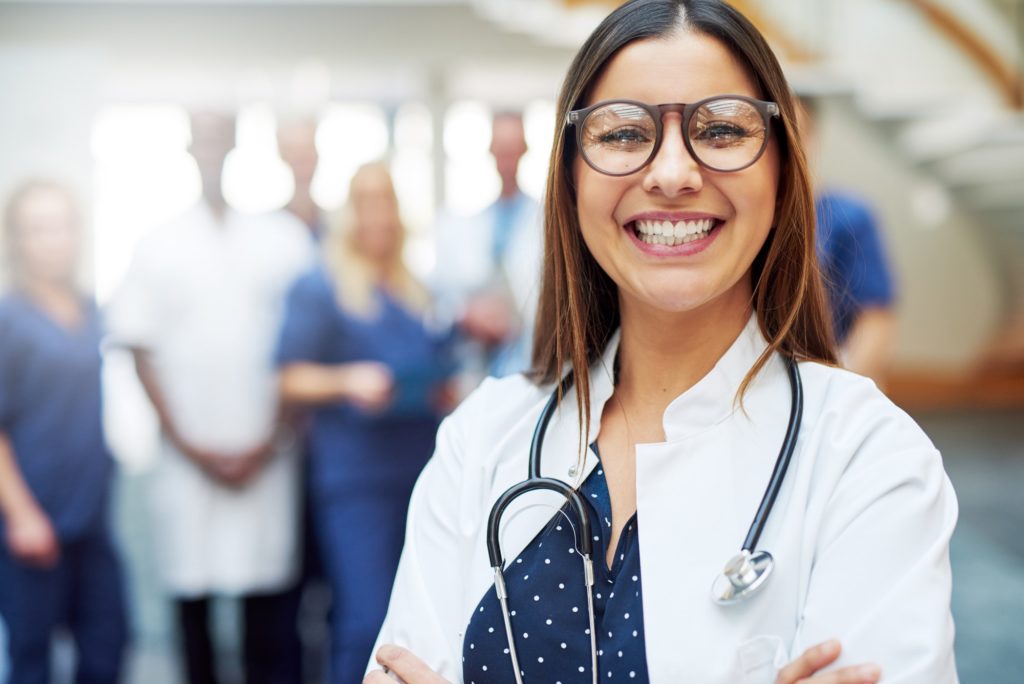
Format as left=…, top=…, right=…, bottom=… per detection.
left=917, top=409, right=1024, bottom=684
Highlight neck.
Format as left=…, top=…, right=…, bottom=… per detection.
left=287, top=190, right=319, bottom=229
left=20, top=275, right=78, bottom=310
left=203, top=191, right=227, bottom=222
left=499, top=180, right=519, bottom=201
left=614, top=291, right=752, bottom=416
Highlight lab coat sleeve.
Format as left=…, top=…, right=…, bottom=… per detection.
left=792, top=385, right=958, bottom=682
left=104, top=235, right=163, bottom=350
left=367, top=407, right=473, bottom=681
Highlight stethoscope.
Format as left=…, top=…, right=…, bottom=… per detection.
left=485, top=356, right=803, bottom=684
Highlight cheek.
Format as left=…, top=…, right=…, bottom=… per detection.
left=574, top=160, right=621, bottom=242
left=729, top=150, right=781, bottom=235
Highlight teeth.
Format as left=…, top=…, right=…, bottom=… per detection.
left=633, top=218, right=716, bottom=246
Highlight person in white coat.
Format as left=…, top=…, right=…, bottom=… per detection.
left=364, top=1, right=958, bottom=683
left=108, top=111, right=313, bottom=684
left=432, top=112, right=543, bottom=384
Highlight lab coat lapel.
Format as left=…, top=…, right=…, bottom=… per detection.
left=635, top=320, right=793, bottom=681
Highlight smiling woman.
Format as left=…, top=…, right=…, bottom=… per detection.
left=362, top=2, right=959, bottom=683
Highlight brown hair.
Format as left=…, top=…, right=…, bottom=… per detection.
left=531, top=0, right=836, bottom=439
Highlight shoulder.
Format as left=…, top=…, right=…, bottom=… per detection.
left=244, top=210, right=312, bottom=248
left=798, top=361, right=943, bottom=486
left=817, top=191, right=876, bottom=234
left=132, top=208, right=202, bottom=259
left=440, top=373, right=551, bottom=467
left=802, top=361, right=929, bottom=439
left=249, top=208, right=306, bottom=232
left=286, top=264, right=334, bottom=302
left=0, top=295, right=32, bottom=354
left=0, top=293, right=17, bottom=318
left=0, top=296, right=18, bottom=336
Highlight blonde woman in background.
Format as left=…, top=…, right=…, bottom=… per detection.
left=276, top=162, right=456, bottom=684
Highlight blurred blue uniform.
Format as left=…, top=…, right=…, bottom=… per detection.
left=0, top=293, right=127, bottom=684
left=816, top=192, right=896, bottom=344
left=275, top=268, right=451, bottom=684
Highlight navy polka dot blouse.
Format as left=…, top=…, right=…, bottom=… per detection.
left=462, top=448, right=649, bottom=683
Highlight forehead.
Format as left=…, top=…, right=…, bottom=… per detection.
left=587, top=32, right=760, bottom=106
left=17, top=188, right=74, bottom=220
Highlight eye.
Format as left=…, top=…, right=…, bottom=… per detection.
left=595, top=126, right=653, bottom=149
left=692, top=121, right=754, bottom=147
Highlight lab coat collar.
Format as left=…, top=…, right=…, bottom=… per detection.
left=534, top=329, right=620, bottom=487
left=660, top=315, right=769, bottom=442
left=542, top=315, right=769, bottom=481
left=483, top=318, right=768, bottom=580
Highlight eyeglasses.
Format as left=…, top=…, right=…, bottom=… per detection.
left=566, top=95, right=780, bottom=176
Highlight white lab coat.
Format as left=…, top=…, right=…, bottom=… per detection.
left=371, top=316, right=958, bottom=683
left=107, top=202, right=314, bottom=596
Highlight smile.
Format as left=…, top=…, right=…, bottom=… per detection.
left=627, top=218, right=720, bottom=247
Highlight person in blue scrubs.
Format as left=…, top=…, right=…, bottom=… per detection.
left=816, top=194, right=896, bottom=350
left=276, top=163, right=455, bottom=684
left=799, top=96, right=897, bottom=386
left=0, top=180, right=128, bottom=684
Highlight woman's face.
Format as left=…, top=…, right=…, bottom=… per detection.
left=574, top=32, right=780, bottom=320
left=350, top=169, right=401, bottom=262
left=13, top=187, right=79, bottom=284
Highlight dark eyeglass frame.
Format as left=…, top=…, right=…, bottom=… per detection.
left=566, top=94, right=781, bottom=176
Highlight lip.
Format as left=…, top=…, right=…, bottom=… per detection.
left=622, top=214, right=725, bottom=258
left=623, top=210, right=724, bottom=224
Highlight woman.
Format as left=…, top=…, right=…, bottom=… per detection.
left=364, top=1, right=958, bottom=683
left=276, top=162, right=456, bottom=684
left=0, top=181, right=128, bottom=683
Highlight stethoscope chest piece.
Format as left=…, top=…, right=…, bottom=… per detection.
left=711, top=549, right=774, bottom=605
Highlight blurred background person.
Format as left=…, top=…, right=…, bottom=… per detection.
left=799, top=95, right=897, bottom=387
left=278, top=117, right=327, bottom=242
left=432, top=111, right=542, bottom=387
left=0, top=180, right=128, bottom=684
left=106, top=112, right=313, bottom=684
left=275, top=114, right=329, bottom=684
left=276, top=162, right=455, bottom=684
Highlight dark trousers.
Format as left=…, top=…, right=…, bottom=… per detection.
left=0, top=523, right=129, bottom=684
left=314, top=487, right=412, bottom=684
left=176, top=589, right=302, bottom=684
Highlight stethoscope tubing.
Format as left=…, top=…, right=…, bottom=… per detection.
left=741, top=357, right=802, bottom=552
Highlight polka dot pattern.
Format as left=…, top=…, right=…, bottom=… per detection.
left=463, top=446, right=649, bottom=682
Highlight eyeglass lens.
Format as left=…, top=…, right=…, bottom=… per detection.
left=579, top=98, right=768, bottom=174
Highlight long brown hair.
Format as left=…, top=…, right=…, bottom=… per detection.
left=531, top=0, right=836, bottom=438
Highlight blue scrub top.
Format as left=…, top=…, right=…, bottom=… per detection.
left=0, top=292, right=114, bottom=540
left=275, top=267, right=454, bottom=497
left=816, top=192, right=896, bottom=344
left=463, top=447, right=650, bottom=683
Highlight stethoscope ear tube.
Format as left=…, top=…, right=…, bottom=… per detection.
left=528, top=372, right=576, bottom=480
left=741, top=356, right=803, bottom=552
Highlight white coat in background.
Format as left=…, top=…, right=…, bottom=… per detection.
left=107, top=202, right=314, bottom=596
left=371, top=316, right=958, bottom=683
left=431, top=193, right=542, bottom=378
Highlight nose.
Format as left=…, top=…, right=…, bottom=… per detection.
left=641, top=115, right=703, bottom=197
